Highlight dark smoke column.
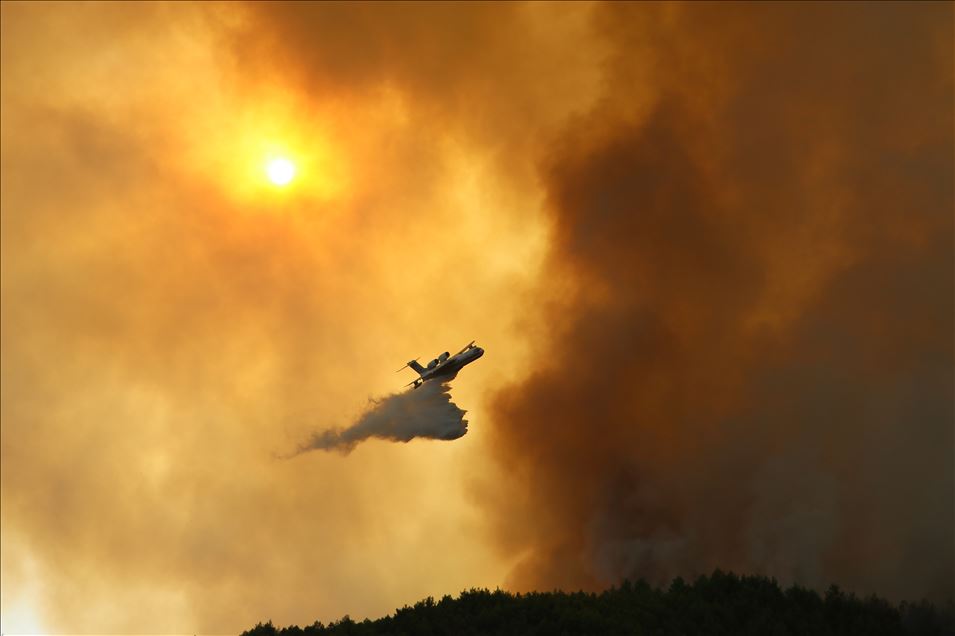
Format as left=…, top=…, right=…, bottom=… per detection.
left=483, top=2, right=954, bottom=603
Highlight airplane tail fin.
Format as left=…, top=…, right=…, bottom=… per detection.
left=408, top=360, right=426, bottom=375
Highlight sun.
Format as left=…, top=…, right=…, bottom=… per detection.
left=265, top=156, right=296, bottom=186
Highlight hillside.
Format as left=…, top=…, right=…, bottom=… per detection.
left=243, top=571, right=952, bottom=636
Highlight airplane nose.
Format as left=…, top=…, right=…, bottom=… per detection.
left=474, top=347, right=484, bottom=357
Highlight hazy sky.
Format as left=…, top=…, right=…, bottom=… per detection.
left=1, top=2, right=952, bottom=633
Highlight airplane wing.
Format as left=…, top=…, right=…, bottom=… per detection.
left=395, top=360, right=415, bottom=373
left=453, top=340, right=475, bottom=357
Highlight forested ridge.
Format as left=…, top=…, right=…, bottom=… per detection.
left=243, top=570, right=953, bottom=636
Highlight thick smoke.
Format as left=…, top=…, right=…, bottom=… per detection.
left=484, top=2, right=953, bottom=603
left=293, top=382, right=467, bottom=455
left=2, top=3, right=951, bottom=633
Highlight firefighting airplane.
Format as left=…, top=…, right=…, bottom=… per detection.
left=396, top=341, right=485, bottom=389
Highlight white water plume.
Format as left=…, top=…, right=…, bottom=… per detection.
left=291, top=381, right=467, bottom=455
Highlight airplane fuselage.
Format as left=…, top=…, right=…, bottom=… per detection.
left=429, top=346, right=483, bottom=379
left=411, top=345, right=484, bottom=387
left=398, top=340, right=484, bottom=389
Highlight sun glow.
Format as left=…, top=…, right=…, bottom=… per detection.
left=266, top=156, right=296, bottom=186
left=182, top=86, right=350, bottom=204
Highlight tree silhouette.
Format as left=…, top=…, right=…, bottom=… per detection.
left=242, top=571, right=954, bottom=636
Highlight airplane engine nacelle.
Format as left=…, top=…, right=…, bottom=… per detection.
left=438, top=351, right=450, bottom=363
left=427, top=359, right=439, bottom=369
